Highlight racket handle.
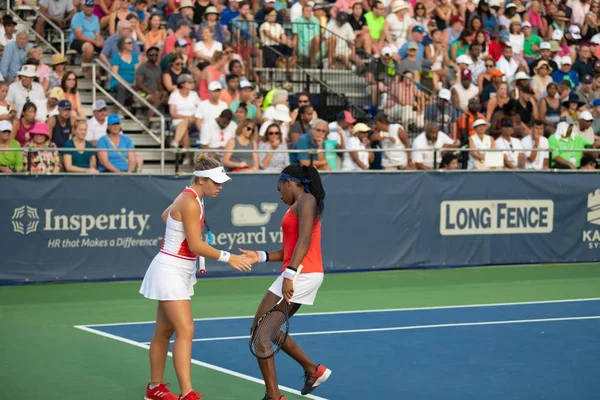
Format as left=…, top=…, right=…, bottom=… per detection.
left=276, top=264, right=303, bottom=305
left=199, top=256, right=207, bottom=275
left=292, top=265, right=304, bottom=284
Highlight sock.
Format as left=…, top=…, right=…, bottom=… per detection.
left=149, top=382, right=161, bottom=390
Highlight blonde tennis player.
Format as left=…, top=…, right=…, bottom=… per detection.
left=139, top=153, right=252, bottom=400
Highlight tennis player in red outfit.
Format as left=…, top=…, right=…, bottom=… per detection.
left=241, top=164, right=332, bottom=400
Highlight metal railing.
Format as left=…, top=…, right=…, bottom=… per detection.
left=3, top=146, right=598, bottom=174
left=6, top=0, right=64, bottom=54
left=89, top=58, right=167, bottom=173
left=250, top=42, right=370, bottom=122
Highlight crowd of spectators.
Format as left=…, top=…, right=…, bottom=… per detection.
left=0, top=0, right=599, bottom=173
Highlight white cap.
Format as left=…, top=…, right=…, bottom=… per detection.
left=522, top=21, right=532, bottom=28
left=505, top=2, right=517, bottom=8
left=208, top=81, right=223, bottom=91
left=239, top=79, right=253, bottom=89
left=539, top=41, right=551, bottom=50
left=273, top=104, right=292, bottom=123
left=381, top=46, right=394, bottom=56
left=0, top=120, right=12, bottom=132
left=591, top=34, right=600, bottom=45
left=561, top=55, right=572, bottom=65
left=193, top=166, right=231, bottom=183
left=92, top=99, right=107, bottom=111
left=456, top=54, right=473, bottom=65
left=472, top=119, right=489, bottom=128
left=439, top=88, right=451, bottom=101
left=513, top=71, right=531, bottom=81
left=569, top=25, right=581, bottom=40
left=579, top=110, right=594, bottom=121
left=552, top=30, right=564, bottom=41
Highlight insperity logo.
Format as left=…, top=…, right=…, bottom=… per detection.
left=11, top=206, right=40, bottom=235
left=10, top=206, right=150, bottom=237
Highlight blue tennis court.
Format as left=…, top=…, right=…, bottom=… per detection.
left=79, top=298, right=600, bottom=399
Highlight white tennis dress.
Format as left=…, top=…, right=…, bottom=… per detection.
left=139, top=187, right=204, bottom=301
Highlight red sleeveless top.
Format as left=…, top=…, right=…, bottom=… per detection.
left=281, top=205, right=323, bottom=273
left=159, top=187, right=204, bottom=260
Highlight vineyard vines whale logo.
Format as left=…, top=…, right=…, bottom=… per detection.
left=12, top=206, right=40, bottom=235
left=588, top=189, right=600, bottom=225
left=231, top=203, right=278, bottom=227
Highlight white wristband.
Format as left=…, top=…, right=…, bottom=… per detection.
left=283, top=268, right=296, bottom=280
left=217, top=251, right=230, bottom=263
left=257, top=251, right=268, bottom=263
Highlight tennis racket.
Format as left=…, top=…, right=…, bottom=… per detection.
left=249, top=265, right=304, bottom=359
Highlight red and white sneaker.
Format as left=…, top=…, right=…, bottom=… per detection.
left=145, top=382, right=179, bottom=400
left=179, top=391, right=203, bottom=400
left=301, top=364, right=332, bottom=395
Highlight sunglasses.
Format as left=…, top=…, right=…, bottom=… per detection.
left=267, top=130, right=280, bottom=135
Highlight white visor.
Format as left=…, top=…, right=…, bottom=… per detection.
left=193, top=167, right=231, bottom=183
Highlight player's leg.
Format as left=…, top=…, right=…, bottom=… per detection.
left=146, top=301, right=179, bottom=400
left=161, top=300, right=196, bottom=396
left=280, top=303, right=331, bottom=395
left=278, top=303, right=317, bottom=373
left=252, top=291, right=284, bottom=399
left=149, top=301, right=175, bottom=383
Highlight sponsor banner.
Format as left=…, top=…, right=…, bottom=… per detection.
left=0, top=173, right=599, bottom=284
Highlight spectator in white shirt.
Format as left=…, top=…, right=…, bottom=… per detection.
left=199, top=109, right=237, bottom=156
left=342, top=122, right=373, bottom=171
left=495, top=118, right=525, bottom=169
left=373, top=112, right=413, bottom=170
left=169, top=74, right=202, bottom=164
left=195, top=81, right=228, bottom=132
left=572, top=110, right=596, bottom=143
left=412, top=122, right=460, bottom=170
left=6, top=65, right=47, bottom=121
left=496, top=44, right=519, bottom=84
left=520, top=119, right=549, bottom=170
left=468, top=119, right=495, bottom=170
left=0, top=16, right=17, bottom=47
left=86, top=100, right=109, bottom=146
left=326, top=13, right=361, bottom=70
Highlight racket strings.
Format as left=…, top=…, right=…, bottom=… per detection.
left=251, top=309, right=289, bottom=359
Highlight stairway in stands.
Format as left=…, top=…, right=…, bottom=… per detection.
left=11, top=4, right=174, bottom=174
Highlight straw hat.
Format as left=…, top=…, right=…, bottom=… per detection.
left=534, top=60, right=553, bottom=74
left=51, top=53, right=68, bottom=66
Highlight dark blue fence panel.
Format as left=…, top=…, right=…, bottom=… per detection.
left=1, top=173, right=598, bottom=284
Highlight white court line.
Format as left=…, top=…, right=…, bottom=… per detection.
left=86, top=297, right=600, bottom=327
left=137, top=315, right=600, bottom=345
left=73, top=325, right=329, bottom=400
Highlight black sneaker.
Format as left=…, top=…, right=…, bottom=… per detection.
left=301, top=364, right=332, bottom=395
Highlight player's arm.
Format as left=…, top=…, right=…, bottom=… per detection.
left=267, top=249, right=283, bottom=261
left=238, top=248, right=283, bottom=263
left=180, top=197, right=251, bottom=271
left=161, top=206, right=171, bottom=223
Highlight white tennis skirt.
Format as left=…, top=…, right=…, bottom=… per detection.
left=139, top=252, right=197, bottom=301
left=268, top=272, right=324, bottom=305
